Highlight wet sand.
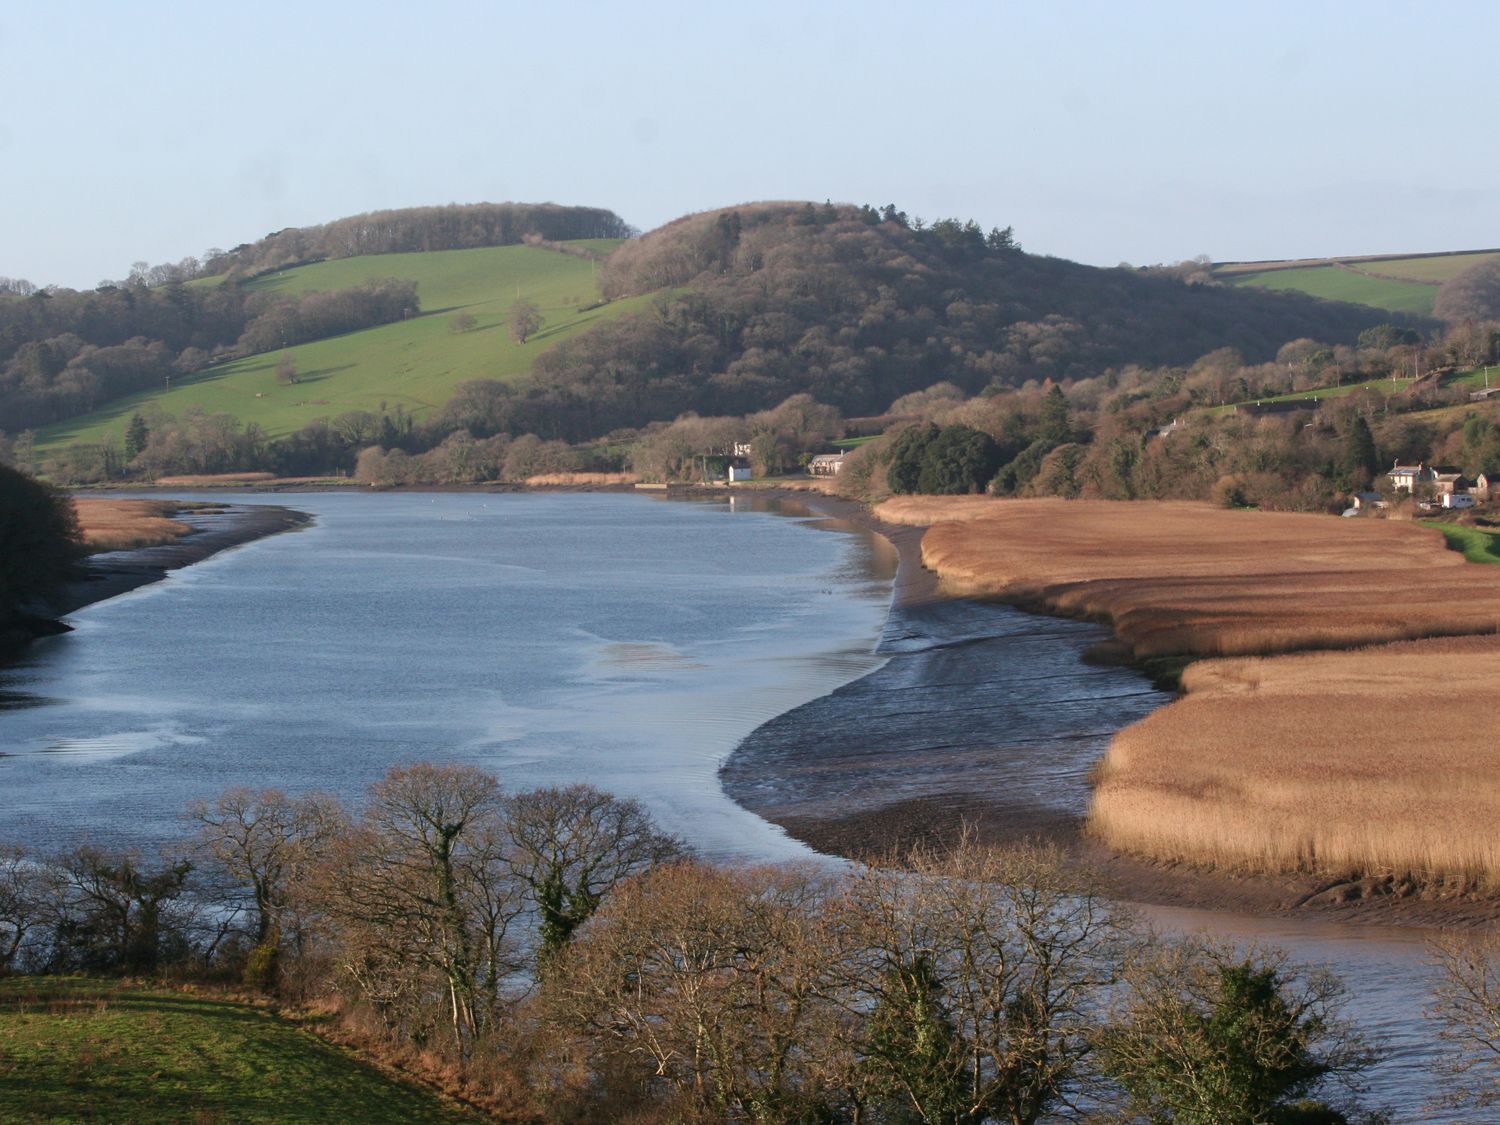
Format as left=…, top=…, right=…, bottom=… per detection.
left=723, top=494, right=1500, bottom=928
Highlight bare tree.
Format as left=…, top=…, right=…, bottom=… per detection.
left=548, top=861, right=854, bottom=1120
left=837, top=835, right=1134, bottom=1125
left=448, top=311, right=478, bottom=334
left=507, top=298, right=543, bottom=345
left=188, top=787, right=344, bottom=988
left=0, top=845, right=51, bottom=973
left=1429, top=932, right=1500, bottom=1112
left=275, top=352, right=299, bottom=385
left=312, top=764, right=525, bottom=1054
left=502, top=784, right=686, bottom=965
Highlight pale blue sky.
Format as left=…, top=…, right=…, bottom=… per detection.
left=3, top=0, right=1495, bottom=288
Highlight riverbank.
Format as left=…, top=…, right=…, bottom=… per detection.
left=56, top=499, right=311, bottom=619
left=723, top=493, right=1500, bottom=928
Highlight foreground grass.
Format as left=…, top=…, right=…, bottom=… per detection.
left=37, top=243, right=652, bottom=451
left=0, top=977, right=479, bottom=1124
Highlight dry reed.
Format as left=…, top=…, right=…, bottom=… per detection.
left=72, top=498, right=193, bottom=551
left=1090, top=635, right=1500, bottom=886
left=873, top=497, right=1500, bottom=657
left=524, top=471, right=640, bottom=486
left=153, top=472, right=277, bottom=486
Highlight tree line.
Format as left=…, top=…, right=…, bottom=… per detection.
left=19, top=762, right=1500, bottom=1121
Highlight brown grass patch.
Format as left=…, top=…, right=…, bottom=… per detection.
left=73, top=498, right=193, bottom=551
left=874, top=497, right=1500, bottom=658
left=1091, top=635, right=1500, bottom=886
left=524, top=471, right=640, bottom=486
left=153, top=472, right=277, bottom=486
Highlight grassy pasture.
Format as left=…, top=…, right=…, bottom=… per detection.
left=1225, top=265, right=1439, bottom=314
left=0, top=977, right=478, bottom=1123
left=37, top=243, right=651, bottom=451
left=1358, top=249, right=1500, bottom=283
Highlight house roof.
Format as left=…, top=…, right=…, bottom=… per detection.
left=810, top=453, right=845, bottom=464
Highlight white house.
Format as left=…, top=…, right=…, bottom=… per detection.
left=1387, top=462, right=1427, bottom=492
left=808, top=453, right=846, bottom=477
left=727, top=461, right=753, bottom=482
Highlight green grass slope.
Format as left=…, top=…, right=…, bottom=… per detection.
left=0, top=978, right=479, bottom=1123
left=1224, top=265, right=1439, bottom=315
left=1218, top=250, right=1500, bottom=316
left=38, top=242, right=651, bottom=451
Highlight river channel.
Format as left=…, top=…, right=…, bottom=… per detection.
left=0, top=491, right=1455, bottom=1119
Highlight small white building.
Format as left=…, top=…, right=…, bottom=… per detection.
left=808, top=452, right=846, bottom=477
left=727, top=461, right=753, bottom=482
left=1387, top=462, right=1427, bottom=492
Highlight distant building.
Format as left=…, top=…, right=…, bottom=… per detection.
left=1350, top=491, right=1385, bottom=511
left=1387, top=462, right=1428, bottom=492
left=727, top=460, right=753, bottom=482
left=1442, top=492, right=1477, bottom=510
left=732, top=441, right=753, bottom=458
left=808, top=453, right=847, bottom=477
left=1430, top=466, right=1466, bottom=496
left=1475, top=471, right=1498, bottom=501
left=1151, top=418, right=1184, bottom=440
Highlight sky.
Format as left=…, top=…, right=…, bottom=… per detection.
left=3, top=0, right=1497, bottom=289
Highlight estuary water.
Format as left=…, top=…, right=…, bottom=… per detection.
left=0, top=491, right=891, bottom=858
left=0, top=490, right=1458, bottom=1118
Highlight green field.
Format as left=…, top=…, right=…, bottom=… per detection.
left=1357, top=250, right=1500, bottom=283
left=1225, top=265, right=1439, bottom=315
left=0, top=977, right=478, bottom=1123
left=1425, top=521, right=1500, bottom=564
left=1211, top=376, right=1413, bottom=415
left=38, top=242, right=651, bottom=451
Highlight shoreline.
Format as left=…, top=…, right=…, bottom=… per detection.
left=56, top=500, right=312, bottom=621
left=724, top=491, right=1500, bottom=929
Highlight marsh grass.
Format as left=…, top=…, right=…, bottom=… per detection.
left=877, top=498, right=1500, bottom=884
left=73, top=498, right=194, bottom=551
left=1089, top=635, right=1500, bottom=885
left=875, top=497, right=1500, bottom=658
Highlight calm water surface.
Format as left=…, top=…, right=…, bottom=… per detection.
left=0, top=491, right=1456, bottom=1118
left=0, top=492, right=890, bottom=859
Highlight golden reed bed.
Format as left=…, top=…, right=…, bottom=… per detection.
left=72, top=498, right=192, bottom=551
left=874, top=497, right=1500, bottom=658
left=874, top=497, right=1500, bottom=885
left=1092, top=636, right=1500, bottom=886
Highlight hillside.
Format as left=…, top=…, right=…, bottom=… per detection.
left=498, top=203, right=1422, bottom=442
left=36, top=242, right=652, bottom=451
left=1217, top=249, right=1500, bottom=315
left=0, top=977, right=480, bottom=1123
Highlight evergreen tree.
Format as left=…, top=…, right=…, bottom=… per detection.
left=124, top=413, right=150, bottom=461
left=1038, top=385, right=1072, bottom=447
left=1341, top=416, right=1379, bottom=484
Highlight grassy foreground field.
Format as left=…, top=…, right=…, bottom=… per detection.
left=0, top=978, right=478, bottom=1123
left=37, top=242, right=653, bottom=452
left=877, top=496, right=1500, bottom=887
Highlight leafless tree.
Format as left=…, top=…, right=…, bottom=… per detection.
left=502, top=784, right=686, bottom=966
left=507, top=298, right=543, bottom=345
left=1429, top=932, right=1500, bottom=1112
left=0, top=845, right=52, bottom=973
left=311, top=764, right=526, bottom=1054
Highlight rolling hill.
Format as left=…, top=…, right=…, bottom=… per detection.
left=35, top=241, right=653, bottom=452
left=1217, top=249, right=1500, bottom=315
